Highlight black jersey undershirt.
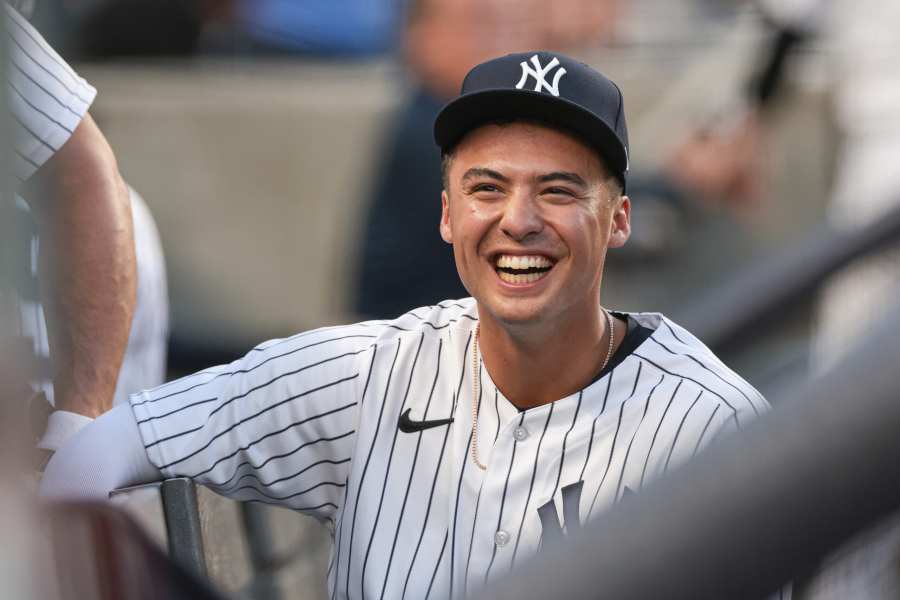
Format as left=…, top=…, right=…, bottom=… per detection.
left=514, top=312, right=654, bottom=412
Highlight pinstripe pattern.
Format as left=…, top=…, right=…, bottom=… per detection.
left=129, top=299, right=767, bottom=599
left=4, top=4, right=95, bottom=183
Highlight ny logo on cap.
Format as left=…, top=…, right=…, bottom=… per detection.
left=516, top=55, right=567, bottom=97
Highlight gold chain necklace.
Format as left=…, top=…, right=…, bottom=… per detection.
left=470, top=309, right=616, bottom=470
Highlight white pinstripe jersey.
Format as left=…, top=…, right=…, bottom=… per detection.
left=5, top=3, right=96, bottom=183
left=130, top=299, right=767, bottom=599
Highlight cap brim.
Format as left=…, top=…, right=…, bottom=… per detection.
left=434, top=89, right=627, bottom=178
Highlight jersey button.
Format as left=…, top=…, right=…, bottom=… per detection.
left=513, top=426, right=529, bottom=442
left=494, top=530, right=510, bottom=547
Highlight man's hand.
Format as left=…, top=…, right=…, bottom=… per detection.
left=666, top=111, right=769, bottom=219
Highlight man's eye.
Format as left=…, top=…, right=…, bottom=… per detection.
left=472, top=183, right=501, bottom=193
left=543, top=187, right=575, bottom=197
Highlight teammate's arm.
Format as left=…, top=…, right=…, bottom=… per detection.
left=22, top=113, right=136, bottom=419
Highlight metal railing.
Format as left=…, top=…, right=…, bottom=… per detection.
left=111, top=478, right=207, bottom=579
left=677, top=201, right=900, bottom=354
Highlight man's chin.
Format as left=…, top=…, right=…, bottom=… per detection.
left=476, top=296, right=551, bottom=328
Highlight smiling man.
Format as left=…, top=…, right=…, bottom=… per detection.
left=42, top=52, right=767, bottom=599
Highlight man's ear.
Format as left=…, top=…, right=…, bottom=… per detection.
left=439, top=189, right=453, bottom=244
left=607, top=196, right=631, bottom=248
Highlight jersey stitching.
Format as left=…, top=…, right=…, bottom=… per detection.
left=462, top=363, right=487, bottom=594
left=510, top=403, right=555, bottom=567
left=483, top=412, right=526, bottom=585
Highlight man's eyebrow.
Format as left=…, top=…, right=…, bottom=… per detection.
left=461, top=168, right=510, bottom=183
left=536, top=171, right=588, bottom=187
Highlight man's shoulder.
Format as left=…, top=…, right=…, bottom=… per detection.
left=353, top=298, right=479, bottom=340
left=259, top=299, right=477, bottom=352
left=623, top=311, right=731, bottom=372
left=620, top=311, right=769, bottom=419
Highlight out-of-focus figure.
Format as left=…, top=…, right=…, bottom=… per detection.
left=666, top=2, right=900, bottom=595
left=27, top=0, right=404, bottom=58
left=667, top=0, right=900, bottom=366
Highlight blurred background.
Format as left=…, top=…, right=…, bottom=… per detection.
left=3, top=0, right=900, bottom=598
left=31, top=0, right=834, bottom=384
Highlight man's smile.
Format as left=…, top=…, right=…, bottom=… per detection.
left=491, top=253, right=556, bottom=285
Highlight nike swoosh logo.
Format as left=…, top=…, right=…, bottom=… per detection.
left=398, top=408, right=454, bottom=433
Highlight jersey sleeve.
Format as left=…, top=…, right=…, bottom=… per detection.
left=129, top=324, right=378, bottom=521
left=4, top=3, right=97, bottom=182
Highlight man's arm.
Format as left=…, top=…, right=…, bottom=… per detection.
left=22, top=113, right=136, bottom=418
left=42, top=323, right=372, bottom=511
left=40, top=403, right=162, bottom=500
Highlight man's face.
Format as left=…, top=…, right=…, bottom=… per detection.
left=440, top=121, right=630, bottom=328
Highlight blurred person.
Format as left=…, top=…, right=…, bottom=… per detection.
left=223, top=0, right=403, bottom=56
left=42, top=51, right=774, bottom=599
left=665, top=0, right=900, bottom=366
left=31, top=0, right=402, bottom=58
left=23, top=0, right=231, bottom=57
left=355, top=0, right=621, bottom=318
left=3, top=3, right=169, bottom=468
left=665, top=3, right=900, bottom=595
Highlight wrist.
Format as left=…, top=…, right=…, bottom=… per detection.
left=52, top=392, right=108, bottom=418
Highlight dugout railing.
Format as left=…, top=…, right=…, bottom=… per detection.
left=110, top=202, right=900, bottom=598
left=676, top=202, right=900, bottom=355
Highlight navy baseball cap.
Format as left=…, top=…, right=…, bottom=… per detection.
left=434, top=51, right=629, bottom=190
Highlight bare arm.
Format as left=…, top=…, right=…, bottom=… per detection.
left=22, top=113, right=136, bottom=418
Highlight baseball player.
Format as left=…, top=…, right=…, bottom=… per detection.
left=42, top=51, right=767, bottom=599
left=3, top=2, right=169, bottom=464
left=4, top=0, right=134, bottom=442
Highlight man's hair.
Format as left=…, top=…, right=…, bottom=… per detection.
left=439, top=119, right=624, bottom=199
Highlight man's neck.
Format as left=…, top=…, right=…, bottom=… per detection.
left=476, top=305, right=623, bottom=410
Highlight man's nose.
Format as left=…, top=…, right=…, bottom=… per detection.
left=499, top=191, right=543, bottom=241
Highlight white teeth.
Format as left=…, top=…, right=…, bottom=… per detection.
left=495, top=254, right=553, bottom=269
left=498, top=270, right=547, bottom=284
